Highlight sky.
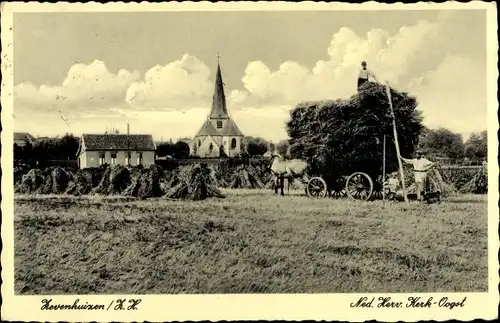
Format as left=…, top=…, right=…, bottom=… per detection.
left=13, top=10, right=487, bottom=142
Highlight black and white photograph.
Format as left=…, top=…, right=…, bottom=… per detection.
left=1, top=1, right=498, bottom=322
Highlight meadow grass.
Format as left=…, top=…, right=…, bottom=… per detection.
left=14, top=189, right=488, bottom=294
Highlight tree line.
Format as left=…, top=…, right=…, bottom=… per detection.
left=13, top=135, right=280, bottom=164
left=14, top=134, right=80, bottom=165
left=15, top=126, right=483, bottom=166
left=418, top=128, right=487, bottom=162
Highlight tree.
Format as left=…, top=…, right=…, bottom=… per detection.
left=172, top=141, right=190, bottom=159
left=419, top=128, right=465, bottom=160
left=58, top=133, right=80, bottom=160
left=464, top=130, right=487, bottom=159
left=244, top=136, right=269, bottom=156
left=156, top=142, right=176, bottom=157
left=275, top=139, right=290, bottom=156
left=286, top=82, right=423, bottom=177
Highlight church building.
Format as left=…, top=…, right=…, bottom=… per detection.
left=190, top=59, right=244, bottom=158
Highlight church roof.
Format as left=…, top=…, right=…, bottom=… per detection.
left=194, top=119, right=219, bottom=137
left=193, top=119, right=244, bottom=137
left=209, top=62, right=229, bottom=119
left=219, top=119, right=244, bottom=136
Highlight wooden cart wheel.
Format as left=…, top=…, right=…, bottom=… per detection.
left=329, top=176, right=347, bottom=198
left=345, top=172, right=374, bottom=201
left=306, top=177, right=328, bottom=199
left=370, top=174, right=384, bottom=200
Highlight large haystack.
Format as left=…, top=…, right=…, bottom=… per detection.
left=65, top=168, right=101, bottom=195
left=38, top=167, right=71, bottom=194
left=14, top=166, right=29, bottom=186
left=15, top=169, right=45, bottom=194
left=287, top=82, right=422, bottom=182
left=165, top=163, right=224, bottom=200
left=265, top=177, right=276, bottom=189
left=92, top=165, right=131, bottom=195
left=123, top=165, right=164, bottom=199
left=228, top=165, right=264, bottom=189
left=459, top=166, right=487, bottom=194
left=211, top=165, right=229, bottom=188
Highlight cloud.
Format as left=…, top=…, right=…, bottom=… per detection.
left=230, top=20, right=444, bottom=106
left=225, top=12, right=486, bottom=138
left=13, top=11, right=486, bottom=141
left=408, top=55, right=486, bottom=134
left=125, top=54, right=213, bottom=110
left=14, top=60, right=139, bottom=117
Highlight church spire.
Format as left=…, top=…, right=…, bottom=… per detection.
left=209, top=54, right=229, bottom=119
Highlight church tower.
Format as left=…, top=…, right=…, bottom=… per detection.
left=190, top=56, right=244, bottom=158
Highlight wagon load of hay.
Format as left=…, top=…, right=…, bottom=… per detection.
left=228, top=165, right=264, bottom=189
left=92, top=165, right=131, bottom=195
left=287, top=82, right=422, bottom=184
left=38, top=167, right=71, bottom=194
left=165, top=163, right=224, bottom=200
left=15, top=168, right=45, bottom=194
left=123, top=165, right=164, bottom=199
left=459, top=165, right=488, bottom=194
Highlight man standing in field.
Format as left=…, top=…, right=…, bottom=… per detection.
left=399, top=150, right=435, bottom=202
left=357, top=61, right=379, bottom=90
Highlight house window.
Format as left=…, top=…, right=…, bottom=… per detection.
left=209, top=143, right=213, bottom=153
left=137, top=152, right=143, bottom=165
left=99, top=152, right=105, bottom=165
left=231, top=138, right=237, bottom=149
left=111, top=153, right=117, bottom=165
left=125, top=152, right=131, bottom=165
left=217, top=120, right=223, bottom=129
left=198, top=140, right=201, bottom=147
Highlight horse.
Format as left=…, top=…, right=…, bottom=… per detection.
left=267, top=153, right=309, bottom=196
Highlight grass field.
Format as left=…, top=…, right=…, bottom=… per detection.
left=14, top=189, right=488, bottom=294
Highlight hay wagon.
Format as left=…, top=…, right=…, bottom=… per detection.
left=305, top=171, right=384, bottom=201
left=301, top=81, right=410, bottom=202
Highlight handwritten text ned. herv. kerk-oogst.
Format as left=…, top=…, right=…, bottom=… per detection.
left=350, top=296, right=466, bottom=310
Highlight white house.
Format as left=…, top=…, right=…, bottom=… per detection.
left=76, top=133, right=156, bottom=168
left=190, top=60, right=244, bottom=158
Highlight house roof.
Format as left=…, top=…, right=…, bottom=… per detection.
left=219, top=119, right=244, bottom=136
left=81, top=134, right=156, bottom=152
left=209, top=62, right=229, bottom=119
left=14, top=132, right=36, bottom=144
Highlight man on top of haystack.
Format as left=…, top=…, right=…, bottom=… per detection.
left=399, top=149, right=435, bottom=202
left=357, top=61, right=379, bottom=90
